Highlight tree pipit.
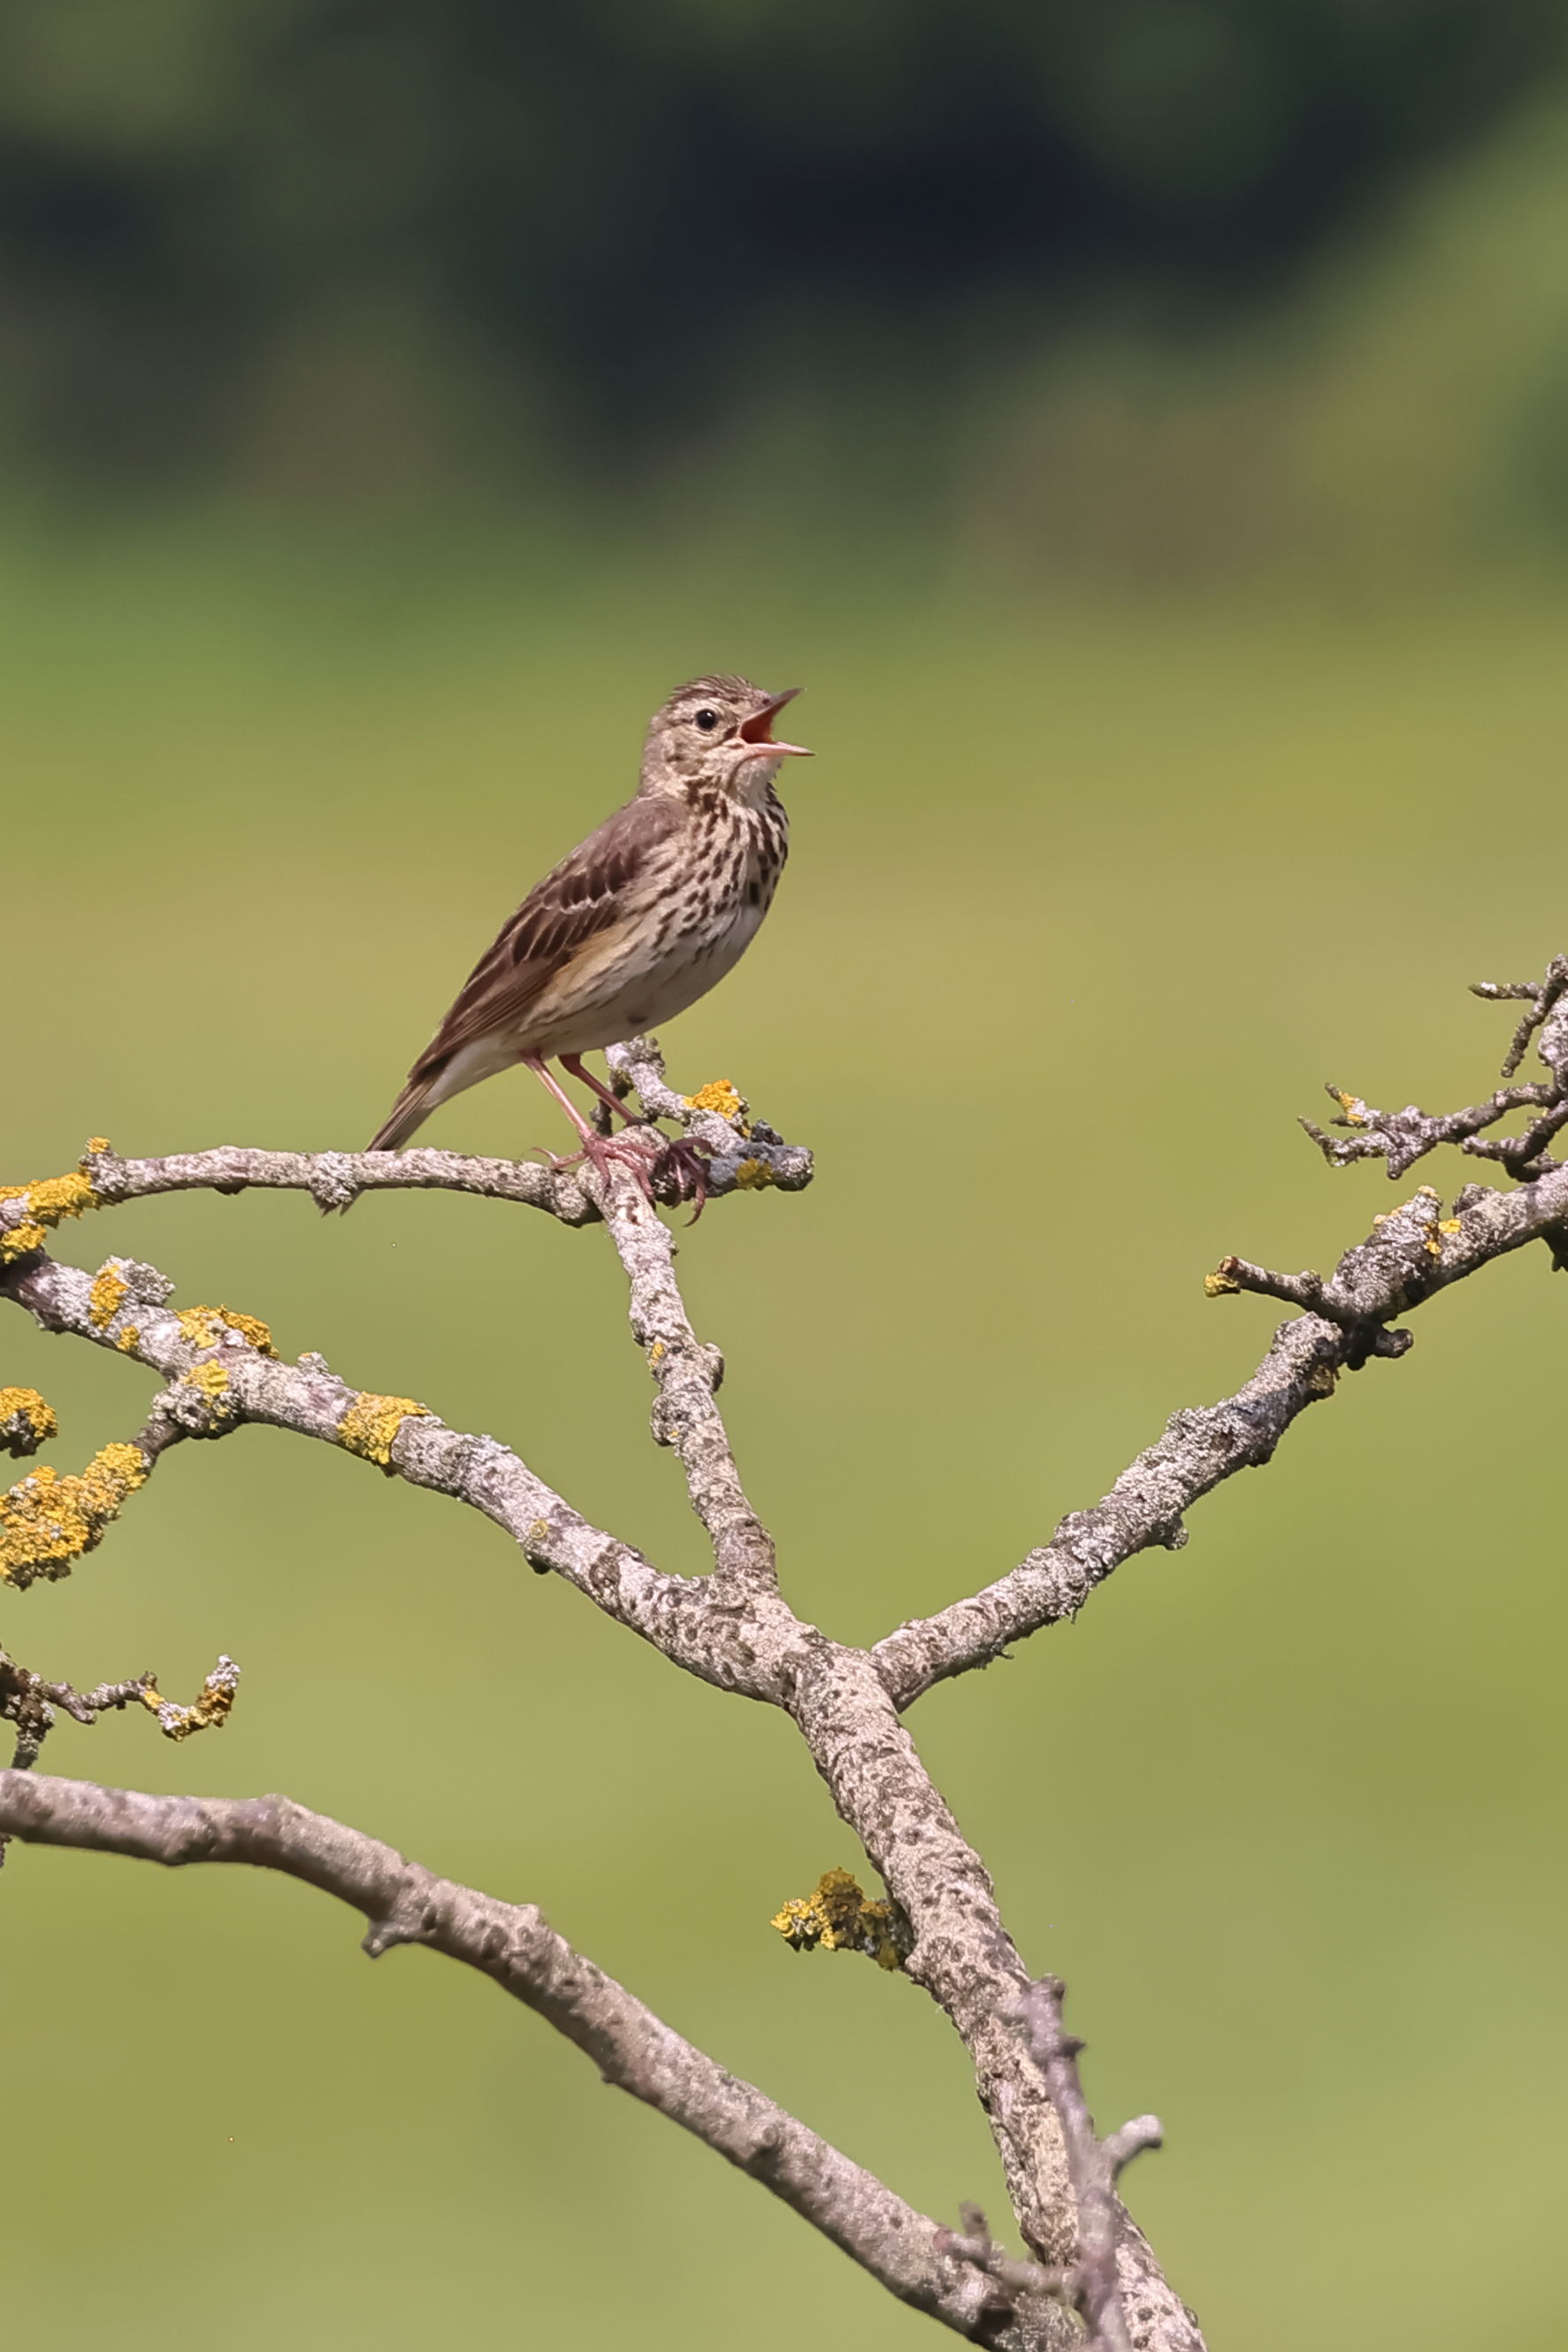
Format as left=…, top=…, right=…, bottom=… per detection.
left=365, top=675, right=809, bottom=1202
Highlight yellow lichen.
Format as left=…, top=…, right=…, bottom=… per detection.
left=1333, top=1091, right=1369, bottom=1126
left=0, top=1168, right=98, bottom=1262
left=88, top=1264, right=131, bottom=1329
left=116, top=1325, right=141, bottom=1353
left=1376, top=1187, right=1442, bottom=1238
left=0, top=1387, right=58, bottom=1455
left=684, top=1078, right=748, bottom=1128
left=216, top=1305, right=277, bottom=1355
left=84, top=1138, right=111, bottom=1156
left=174, top=1303, right=278, bottom=1356
left=732, top=1157, right=776, bottom=1191
left=1204, top=1263, right=1242, bottom=1298
left=648, top=1339, right=666, bottom=1364
left=140, top=1654, right=241, bottom=1743
left=0, top=1442, right=149, bottom=1585
left=339, top=1392, right=431, bottom=1467
left=771, top=1867, right=911, bottom=1973
left=182, top=1360, right=233, bottom=1406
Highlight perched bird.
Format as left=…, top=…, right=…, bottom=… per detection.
left=364, top=674, right=809, bottom=1191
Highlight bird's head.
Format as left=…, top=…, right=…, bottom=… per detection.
left=641, top=675, right=811, bottom=801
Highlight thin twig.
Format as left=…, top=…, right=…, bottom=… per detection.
left=1301, top=954, right=1568, bottom=1180
left=1013, top=1981, right=1164, bottom=2352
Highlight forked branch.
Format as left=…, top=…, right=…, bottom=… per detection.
left=7, top=964, right=1567, bottom=2352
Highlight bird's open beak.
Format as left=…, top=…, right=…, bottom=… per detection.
left=737, top=686, right=811, bottom=759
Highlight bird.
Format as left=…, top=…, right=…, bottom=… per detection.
left=363, top=674, right=809, bottom=1195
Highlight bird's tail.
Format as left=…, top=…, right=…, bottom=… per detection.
left=366, top=1079, right=436, bottom=1155
left=322, top=1078, right=437, bottom=1215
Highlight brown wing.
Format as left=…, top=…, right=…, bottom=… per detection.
left=406, top=793, right=677, bottom=1087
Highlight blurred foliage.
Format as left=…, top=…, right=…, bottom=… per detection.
left=1, top=0, right=1564, bottom=488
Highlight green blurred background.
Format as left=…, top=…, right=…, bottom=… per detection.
left=5, top=8, right=1568, bottom=2348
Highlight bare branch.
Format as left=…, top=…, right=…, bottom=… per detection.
left=2, top=1650, right=153, bottom=1772
left=593, top=1155, right=776, bottom=1583
left=1302, top=953, right=1568, bottom=1180
left=88, top=1140, right=601, bottom=1220
left=876, top=1145, right=1568, bottom=1706
left=1014, top=1980, right=1165, bottom=2352
left=1299, top=1081, right=1568, bottom=1179
left=935, top=2206, right=1074, bottom=2307
left=784, top=1646, right=1204, bottom=2352
left=0, top=1769, right=1029, bottom=2349
left=1473, top=953, right=1568, bottom=1083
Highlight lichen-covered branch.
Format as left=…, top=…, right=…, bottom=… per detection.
left=1, top=1227, right=1198, bottom=2341
left=0, top=1241, right=813, bottom=1694
left=0, top=1383, right=187, bottom=1589
left=13, top=974, right=1561, bottom=2348
left=607, top=1033, right=807, bottom=1193
left=0, top=1651, right=239, bottom=1874
left=1, top=1387, right=58, bottom=1458
left=0, top=1650, right=240, bottom=1770
left=0, top=1053, right=812, bottom=1245
left=0, top=1769, right=1032, bottom=2350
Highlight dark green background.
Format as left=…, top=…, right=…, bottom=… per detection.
left=3, top=0, right=1561, bottom=487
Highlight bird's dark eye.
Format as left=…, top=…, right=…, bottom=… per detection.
left=694, top=708, right=720, bottom=732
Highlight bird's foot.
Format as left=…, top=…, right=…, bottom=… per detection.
left=542, top=1126, right=711, bottom=1218
left=541, top=1127, right=662, bottom=1204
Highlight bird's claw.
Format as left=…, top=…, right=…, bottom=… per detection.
left=658, top=1136, right=712, bottom=1221
left=539, top=1130, right=660, bottom=1203
left=540, top=1125, right=709, bottom=1216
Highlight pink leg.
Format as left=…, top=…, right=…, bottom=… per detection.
left=531, top=1053, right=711, bottom=1220
left=523, top=1053, right=658, bottom=1200
left=559, top=1053, right=640, bottom=1129
left=523, top=1053, right=598, bottom=1142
